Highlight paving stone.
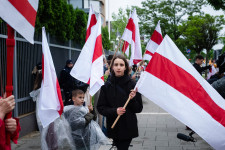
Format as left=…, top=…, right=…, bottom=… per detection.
left=156, top=146, right=183, bottom=150
left=12, top=96, right=214, bottom=150
left=143, top=140, right=169, bottom=146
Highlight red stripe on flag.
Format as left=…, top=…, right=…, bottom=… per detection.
left=92, top=35, right=102, bottom=62
left=122, top=41, right=129, bottom=53
left=56, top=79, right=64, bottom=115
left=133, top=59, right=142, bottom=64
left=126, top=18, right=135, bottom=42
left=145, top=50, right=153, bottom=56
left=145, top=53, right=225, bottom=127
left=8, top=0, right=37, bottom=27
left=86, top=14, right=97, bottom=41
left=87, top=78, right=90, bottom=85
left=150, top=30, right=163, bottom=45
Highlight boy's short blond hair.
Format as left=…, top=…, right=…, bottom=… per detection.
left=72, top=89, right=84, bottom=97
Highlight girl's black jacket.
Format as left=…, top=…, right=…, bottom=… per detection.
left=97, top=74, right=143, bottom=140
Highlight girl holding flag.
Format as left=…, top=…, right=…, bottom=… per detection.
left=97, top=55, right=143, bottom=150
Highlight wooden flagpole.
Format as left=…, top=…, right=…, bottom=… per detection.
left=111, top=96, right=132, bottom=129
left=109, top=39, right=122, bottom=69
left=122, top=41, right=125, bottom=55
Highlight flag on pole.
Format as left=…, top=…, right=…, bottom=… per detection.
left=39, top=27, right=64, bottom=128
left=121, top=11, right=132, bottom=56
left=122, top=41, right=129, bottom=56
left=86, top=5, right=97, bottom=41
left=70, top=15, right=104, bottom=96
left=136, top=35, right=225, bottom=150
left=207, top=65, right=217, bottom=80
left=143, top=20, right=163, bottom=61
left=122, top=9, right=142, bottom=65
left=0, top=0, right=39, bottom=44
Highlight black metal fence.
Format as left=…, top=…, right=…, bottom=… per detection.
left=0, top=21, right=114, bottom=117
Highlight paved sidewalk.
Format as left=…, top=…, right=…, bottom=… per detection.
left=12, top=96, right=213, bottom=150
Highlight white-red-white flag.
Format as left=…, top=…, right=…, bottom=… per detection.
left=39, top=27, right=64, bottom=128
left=86, top=5, right=97, bottom=42
left=207, top=65, right=217, bottom=80
left=121, top=11, right=131, bottom=56
left=122, top=9, right=142, bottom=65
left=0, top=0, right=39, bottom=44
left=136, top=35, right=225, bottom=150
left=122, top=41, right=130, bottom=56
left=143, top=20, right=163, bottom=61
left=70, top=15, right=104, bottom=96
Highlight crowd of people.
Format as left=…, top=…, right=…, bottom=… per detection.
left=1, top=52, right=224, bottom=150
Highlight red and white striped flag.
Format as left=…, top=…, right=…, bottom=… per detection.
left=136, top=35, right=225, bottom=150
left=39, top=27, right=64, bottom=128
left=122, top=9, right=142, bottom=65
left=121, top=11, right=131, bottom=56
left=86, top=5, right=97, bottom=41
left=122, top=41, right=130, bottom=56
left=0, top=0, right=39, bottom=44
left=143, top=20, right=163, bottom=61
left=70, top=15, right=104, bottom=96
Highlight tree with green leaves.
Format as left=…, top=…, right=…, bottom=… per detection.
left=73, top=8, right=87, bottom=46
left=110, top=8, right=130, bottom=43
left=207, top=0, right=225, bottom=11
left=178, top=14, right=225, bottom=65
left=35, top=0, right=87, bottom=45
left=134, top=0, right=206, bottom=42
left=102, top=26, right=110, bottom=50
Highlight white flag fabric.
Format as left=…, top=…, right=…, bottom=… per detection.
left=122, top=9, right=142, bottom=65
left=86, top=5, right=97, bottom=41
left=39, top=27, right=64, bottom=128
left=136, top=35, right=225, bottom=150
left=207, top=65, right=217, bottom=80
left=121, top=11, right=131, bottom=56
left=70, top=15, right=104, bottom=96
left=143, top=20, right=163, bottom=61
left=0, top=0, right=39, bottom=44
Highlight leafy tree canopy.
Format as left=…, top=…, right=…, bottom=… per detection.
left=110, top=8, right=130, bottom=42
left=207, top=0, right=225, bottom=11
left=178, top=14, right=225, bottom=63
left=179, top=14, right=225, bottom=53
left=36, top=0, right=87, bottom=45
left=102, top=26, right=110, bottom=50
left=134, top=0, right=206, bottom=42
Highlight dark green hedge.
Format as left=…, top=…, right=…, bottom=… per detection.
left=35, top=0, right=87, bottom=45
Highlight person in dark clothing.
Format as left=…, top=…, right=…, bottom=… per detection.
left=97, top=55, right=143, bottom=150
left=211, top=53, right=225, bottom=98
left=193, top=55, right=211, bottom=76
left=59, top=59, right=88, bottom=106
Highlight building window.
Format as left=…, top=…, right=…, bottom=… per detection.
left=84, top=0, right=90, bottom=8
left=68, top=0, right=83, bottom=9
left=90, top=0, right=100, bottom=13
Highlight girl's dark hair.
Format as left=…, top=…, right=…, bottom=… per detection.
left=110, top=55, right=130, bottom=75
left=33, top=71, right=42, bottom=90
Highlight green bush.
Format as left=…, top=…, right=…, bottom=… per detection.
left=35, top=0, right=87, bottom=45
left=102, top=26, right=110, bottom=50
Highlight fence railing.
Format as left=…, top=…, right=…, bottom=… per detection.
left=0, top=22, right=115, bottom=117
